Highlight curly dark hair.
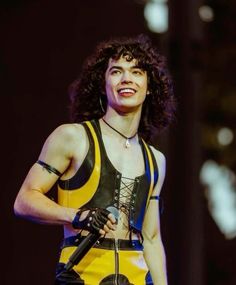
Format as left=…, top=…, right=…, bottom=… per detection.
left=69, top=34, right=175, bottom=141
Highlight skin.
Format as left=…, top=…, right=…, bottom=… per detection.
left=14, top=56, right=168, bottom=285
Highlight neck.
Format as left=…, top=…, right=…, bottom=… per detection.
left=102, top=106, right=142, bottom=138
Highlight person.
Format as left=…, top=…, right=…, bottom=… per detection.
left=14, top=34, right=175, bottom=285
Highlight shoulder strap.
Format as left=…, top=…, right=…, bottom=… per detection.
left=140, top=139, right=159, bottom=209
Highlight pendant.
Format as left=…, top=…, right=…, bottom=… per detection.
left=125, top=139, right=130, bottom=148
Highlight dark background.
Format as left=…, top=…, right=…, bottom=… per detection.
left=1, top=0, right=236, bottom=284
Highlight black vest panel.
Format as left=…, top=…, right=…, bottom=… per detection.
left=58, top=120, right=158, bottom=233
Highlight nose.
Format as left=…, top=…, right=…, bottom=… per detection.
left=121, top=71, right=132, bottom=84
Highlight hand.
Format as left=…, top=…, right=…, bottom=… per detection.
left=72, top=208, right=117, bottom=235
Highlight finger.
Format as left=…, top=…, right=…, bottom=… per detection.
left=90, top=223, right=101, bottom=235
left=94, top=213, right=108, bottom=224
left=103, top=224, right=111, bottom=233
left=106, top=220, right=116, bottom=230
left=108, top=213, right=117, bottom=224
left=99, top=228, right=106, bottom=236
left=93, top=218, right=107, bottom=229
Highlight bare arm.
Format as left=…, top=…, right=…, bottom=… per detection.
left=142, top=149, right=168, bottom=285
left=14, top=124, right=81, bottom=225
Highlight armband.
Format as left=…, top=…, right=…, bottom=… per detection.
left=36, top=160, right=62, bottom=176
left=149, top=196, right=164, bottom=214
left=149, top=195, right=160, bottom=200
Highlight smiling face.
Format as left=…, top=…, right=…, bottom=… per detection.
left=104, top=55, right=148, bottom=113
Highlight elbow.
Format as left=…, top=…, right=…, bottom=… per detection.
left=13, top=199, right=21, bottom=217
left=13, top=195, right=26, bottom=218
left=143, top=232, right=160, bottom=249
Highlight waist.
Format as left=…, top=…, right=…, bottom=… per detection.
left=64, top=223, right=140, bottom=240
left=61, top=235, right=143, bottom=251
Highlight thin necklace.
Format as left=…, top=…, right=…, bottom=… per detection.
left=102, top=118, right=137, bottom=148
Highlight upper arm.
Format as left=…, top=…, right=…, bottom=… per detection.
left=142, top=149, right=166, bottom=241
left=19, top=124, right=79, bottom=195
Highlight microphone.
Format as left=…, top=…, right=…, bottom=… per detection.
left=64, top=206, right=119, bottom=271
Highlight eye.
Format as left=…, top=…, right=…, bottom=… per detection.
left=110, top=69, right=121, bottom=75
left=133, top=69, right=143, bottom=75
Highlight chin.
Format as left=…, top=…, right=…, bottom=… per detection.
left=116, top=104, right=142, bottom=114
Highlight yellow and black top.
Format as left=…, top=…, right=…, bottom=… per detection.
left=57, top=120, right=158, bottom=233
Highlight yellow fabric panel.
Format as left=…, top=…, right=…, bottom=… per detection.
left=58, top=121, right=101, bottom=209
left=59, top=246, right=115, bottom=283
left=141, top=139, right=155, bottom=210
left=59, top=245, right=148, bottom=284
left=119, top=250, right=149, bottom=284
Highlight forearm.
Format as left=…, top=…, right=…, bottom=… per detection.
left=14, top=189, right=77, bottom=225
left=143, top=240, right=168, bottom=285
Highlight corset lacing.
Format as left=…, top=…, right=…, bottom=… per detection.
left=118, top=176, right=135, bottom=217
left=117, top=176, right=144, bottom=245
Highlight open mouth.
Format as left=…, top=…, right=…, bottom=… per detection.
left=117, top=88, right=136, bottom=96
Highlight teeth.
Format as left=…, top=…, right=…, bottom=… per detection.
left=119, top=88, right=135, bottom=94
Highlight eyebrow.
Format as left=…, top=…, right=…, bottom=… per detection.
left=108, top=65, right=144, bottom=72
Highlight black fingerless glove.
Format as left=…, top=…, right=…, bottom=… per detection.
left=72, top=208, right=110, bottom=234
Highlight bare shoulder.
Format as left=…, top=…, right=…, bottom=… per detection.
left=45, top=123, right=86, bottom=146
left=149, top=145, right=166, bottom=168
left=149, top=145, right=166, bottom=195
left=48, top=123, right=85, bottom=141
left=39, top=123, right=87, bottom=161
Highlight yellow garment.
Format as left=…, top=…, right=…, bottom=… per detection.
left=58, top=238, right=152, bottom=285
